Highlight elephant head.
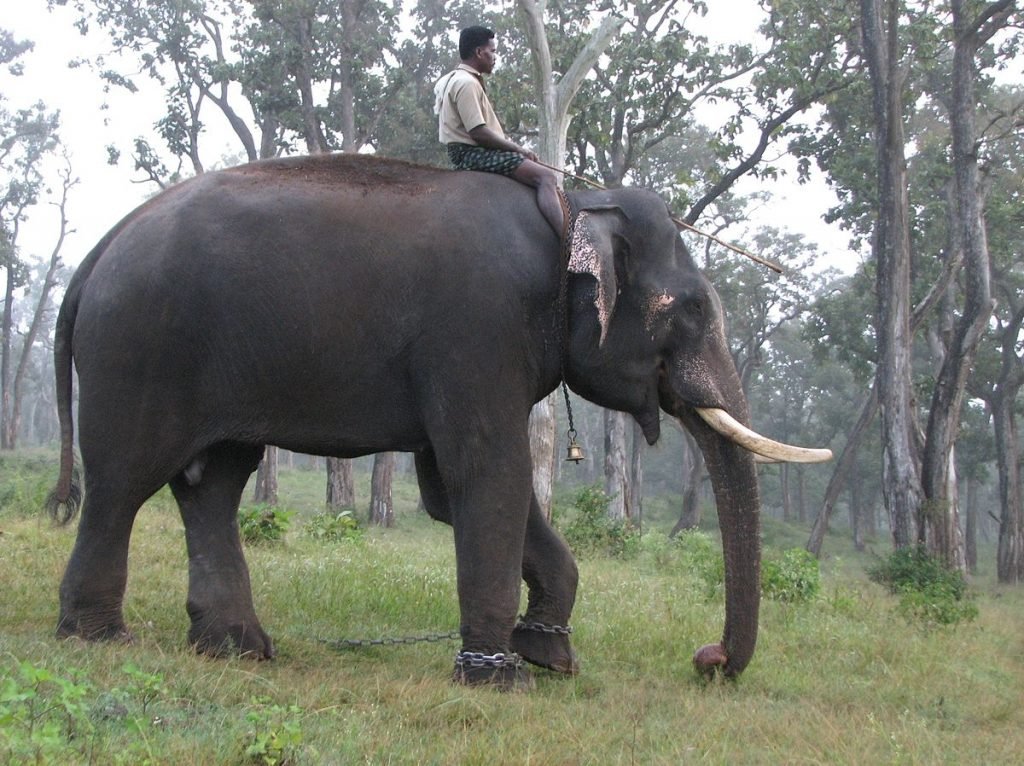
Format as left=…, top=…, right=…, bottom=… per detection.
left=564, top=187, right=831, bottom=677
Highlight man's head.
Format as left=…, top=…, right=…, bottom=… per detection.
left=459, top=26, right=496, bottom=73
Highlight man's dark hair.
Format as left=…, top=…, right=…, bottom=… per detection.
left=459, top=26, right=494, bottom=60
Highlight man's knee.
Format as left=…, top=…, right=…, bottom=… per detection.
left=513, top=160, right=556, bottom=189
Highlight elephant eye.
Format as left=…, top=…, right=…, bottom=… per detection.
left=683, top=297, right=704, bottom=318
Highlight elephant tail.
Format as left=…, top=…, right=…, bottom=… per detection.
left=45, top=229, right=118, bottom=525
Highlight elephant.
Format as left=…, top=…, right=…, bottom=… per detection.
left=47, top=154, right=830, bottom=689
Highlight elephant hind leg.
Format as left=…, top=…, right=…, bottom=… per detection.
left=169, top=441, right=274, bottom=659
left=57, top=471, right=147, bottom=643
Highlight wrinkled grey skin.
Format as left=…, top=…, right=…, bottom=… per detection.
left=48, top=155, right=759, bottom=687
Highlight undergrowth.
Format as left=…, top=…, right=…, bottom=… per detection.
left=867, top=545, right=978, bottom=626
left=1, top=452, right=1021, bottom=764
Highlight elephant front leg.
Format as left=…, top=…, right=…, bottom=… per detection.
left=448, top=447, right=535, bottom=691
left=511, top=492, right=580, bottom=675
left=417, top=448, right=578, bottom=676
left=170, top=443, right=275, bottom=659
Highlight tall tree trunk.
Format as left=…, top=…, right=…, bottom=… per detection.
left=851, top=469, right=866, bottom=552
left=604, top=409, right=628, bottom=521
left=965, top=475, right=978, bottom=575
left=370, top=452, right=395, bottom=527
left=862, top=0, right=921, bottom=548
left=326, top=457, right=355, bottom=509
left=781, top=464, right=792, bottom=523
left=920, top=0, right=1005, bottom=571
left=629, top=420, right=644, bottom=528
left=518, top=1, right=623, bottom=518
left=670, top=428, right=705, bottom=537
left=0, top=259, right=14, bottom=449
left=529, top=399, right=557, bottom=520
left=254, top=446, right=279, bottom=505
left=807, top=386, right=878, bottom=555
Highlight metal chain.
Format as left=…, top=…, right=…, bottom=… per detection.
left=515, top=617, right=573, bottom=636
left=319, top=618, right=572, bottom=651
left=320, top=631, right=461, bottom=650
left=557, top=190, right=581, bottom=442
left=454, top=651, right=523, bottom=671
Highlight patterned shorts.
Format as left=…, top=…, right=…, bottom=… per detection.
left=447, top=143, right=525, bottom=176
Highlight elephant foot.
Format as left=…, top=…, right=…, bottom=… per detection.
left=56, top=606, right=134, bottom=647
left=511, top=620, right=579, bottom=675
left=452, top=651, right=534, bottom=692
left=188, top=617, right=276, bottom=660
left=692, top=642, right=728, bottom=679
left=56, top=608, right=134, bottom=645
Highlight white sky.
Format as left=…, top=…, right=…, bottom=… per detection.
left=3, top=2, right=860, bottom=275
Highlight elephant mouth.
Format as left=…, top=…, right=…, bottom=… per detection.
left=694, top=407, right=832, bottom=464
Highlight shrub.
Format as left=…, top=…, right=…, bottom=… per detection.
left=867, top=546, right=977, bottom=626
left=238, top=505, right=294, bottom=544
left=305, top=509, right=363, bottom=543
left=762, top=548, right=821, bottom=603
left=0, top=453, right=54, bottom=517
left=672, top=529, right=725, bottom=599
left=559, top=484, right=638, bottom=558
left=0, top=661, right=94, bottom=762
left=243, top=699, right=304, bottom=765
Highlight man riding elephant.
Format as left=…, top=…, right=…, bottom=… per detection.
left=435, top=25, right=565, bottom=237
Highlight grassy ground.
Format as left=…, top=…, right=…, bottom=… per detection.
left=2, top=449, right=1022, bottom=764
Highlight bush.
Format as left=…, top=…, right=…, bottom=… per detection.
left=243, top=698, right=304, bottom=766
left=672, top=529, right=725, bottom=599
left=238, top=505, right=294, bottom=544
left=559, top=484, right=638, bottom=558
left=0, top=661, right=94, bottom=762
left=304, top=509, right=363, bottom=543
left=762, top=548, right=821, bottom=603
left=0, top=452, right=55, bottom=517
left=867, top=546, right=977, bottom=626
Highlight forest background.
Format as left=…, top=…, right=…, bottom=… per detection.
left=2, top=0, right=1023, bottom=581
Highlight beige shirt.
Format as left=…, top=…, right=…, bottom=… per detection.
left=434, top=64, right=505, bottom=145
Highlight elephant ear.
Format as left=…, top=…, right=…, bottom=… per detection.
left=568, top=205, right=627, bottom=346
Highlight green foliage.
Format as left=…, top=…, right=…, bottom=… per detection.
left=2, top=461, right=1023, bottom=763
left=239, top=505, right=294, bottom=544
left=671, top=529, right=726, bottom=599
left=119, top=662, right=165, bottom=717
left=243, top=698, right=304, bottom=766
left=559, top=484, right=638, bottom=558
left=0, top=451, right=55, bottom=516
left=304, top=509, right=363, bottom=543
left=868, top=546, right=978, bottom=626
left=0, top=661, right=93, bottom=763
left=762, top=548, right=821, bottom=603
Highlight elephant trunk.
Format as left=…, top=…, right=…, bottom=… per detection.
left=685, top=414, right=761, bottom=678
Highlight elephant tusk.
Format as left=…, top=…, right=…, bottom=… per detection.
left=696, top=407, right=833, bottom=464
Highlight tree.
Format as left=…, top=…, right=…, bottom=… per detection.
left=1, top=33, right=62, bottom=450
left=514, top=0, right=624, bottom=518
left=326, top=456, right=355, bottom=509
left=369, top=451, right=395, bottom=527
left=861, top=0, right=921, bottom=550
left=918, top=0, right=1014, bottom=569
left=3, top=159, right=75, bottom=449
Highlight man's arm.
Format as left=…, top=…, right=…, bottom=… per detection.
left=468, top=125, right=538, bottom=162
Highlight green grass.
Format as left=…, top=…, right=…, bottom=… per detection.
left=2, top=450, right=1023, bottom=763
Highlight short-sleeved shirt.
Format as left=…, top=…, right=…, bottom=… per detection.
left=434, top=64, right=505, bottom=145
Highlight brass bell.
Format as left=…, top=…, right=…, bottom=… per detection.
left=565, top=440, right=585, bottom=463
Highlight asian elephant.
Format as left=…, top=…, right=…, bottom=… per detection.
left=47, top=154, right=830, bottom=689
